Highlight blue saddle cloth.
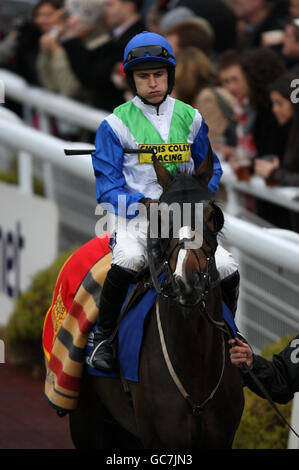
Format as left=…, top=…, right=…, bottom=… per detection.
left=85, top=280, right=238, bottom=382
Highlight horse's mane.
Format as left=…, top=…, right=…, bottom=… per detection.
left=160, top=173, right=214, bottom=206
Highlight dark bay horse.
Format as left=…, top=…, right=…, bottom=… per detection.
left=69, top=150, right=244, bottom=449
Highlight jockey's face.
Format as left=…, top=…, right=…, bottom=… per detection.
left=133, top=68, right=168, bottom=104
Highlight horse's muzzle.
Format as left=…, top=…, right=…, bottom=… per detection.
left=173, top=274, right=203, bottom=307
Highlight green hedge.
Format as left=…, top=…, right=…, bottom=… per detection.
left=233, top=335, right=295, bottom=449
left=3, top=250, right=74, bottom=373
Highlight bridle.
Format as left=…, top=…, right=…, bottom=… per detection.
left=147, top=199, right=223, bottom=311
left=147, top=199, right=230, bottom=418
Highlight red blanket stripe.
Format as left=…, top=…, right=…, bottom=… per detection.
left=43, top=308, right=54, bottom=359
left=68, top=301, right=94, bottom=333
left=49, top=354, right=81, bottom=392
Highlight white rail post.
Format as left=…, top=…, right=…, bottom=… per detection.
left=21, top=103, right=34, bottom=194
left=0, top=105, right=33, bottom=194
left=288, top=393, right=299, bottom=449
left=38, top=112, right=55, bottom=200
left=18, top=150, right=33, bottom=195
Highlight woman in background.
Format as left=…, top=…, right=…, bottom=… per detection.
left=254, top=73, right=299, bottom=231
left=13, top=0, right=63, bottom=85
left=255, top=73, right=299, bottom=186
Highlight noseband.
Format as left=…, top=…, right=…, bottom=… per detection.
left=163, top=225, right=220, bottom=307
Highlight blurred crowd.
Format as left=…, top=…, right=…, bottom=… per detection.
left=0, top=0, right=299, bottom=230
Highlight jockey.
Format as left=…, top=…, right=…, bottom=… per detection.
left=89, top=31, right=240, bottom=372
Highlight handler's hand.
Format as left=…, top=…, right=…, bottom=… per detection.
left=228, top=337, right=253, bottom=369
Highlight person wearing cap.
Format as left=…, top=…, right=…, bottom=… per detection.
left=89, top=31, right=240, bottom=372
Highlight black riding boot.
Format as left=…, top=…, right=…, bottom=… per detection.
left=220, top=270, right=240, bottom=318
left=89, top=265, right=135, bottom=372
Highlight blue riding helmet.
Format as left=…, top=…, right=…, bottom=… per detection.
left=123, top=31, right=176, bottom=96
left=123, top=31, right=176, bottom=72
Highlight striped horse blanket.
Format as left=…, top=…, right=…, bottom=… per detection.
left=43, top=235, right=111, bottom=413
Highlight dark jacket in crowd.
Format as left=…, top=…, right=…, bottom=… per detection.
left=12, top=21, right=41, bottom=85
left=62, top=19, right=145, bottom=112
left=254, top=113, right=299, bottom=231
left=253, top=105, right=287, bottom=158
left=176, top=0, right=237, bottom=53
left=269, top=122, right=299, bottom=187
left=240, top=8, right=288, bottom=50
left=290, top=61, right=299, bottom=75
left=243, top=334, right=299, bottom=404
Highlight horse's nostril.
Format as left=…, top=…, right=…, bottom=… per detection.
left=174, top=276, right=195, bottom=299
left=174, top=275, right=185, bottom=292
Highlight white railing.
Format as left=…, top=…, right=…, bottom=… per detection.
left=221, top=161, right=299, bottom=216
left=0, top=69, right=107, bottom=132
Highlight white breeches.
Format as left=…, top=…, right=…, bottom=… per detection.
left=108, top=214, right=238, bottom=280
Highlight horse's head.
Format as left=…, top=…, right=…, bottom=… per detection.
left=148, top=146, right=224, bottom=307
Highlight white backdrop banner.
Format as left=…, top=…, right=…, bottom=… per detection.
left=0, top=182, right=58, bottom=325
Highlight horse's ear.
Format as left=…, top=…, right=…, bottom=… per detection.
left=194, top=144, right=214, bottom=187
left=153, top=155, right=174, bottom=191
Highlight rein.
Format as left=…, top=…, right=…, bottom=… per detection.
left=155, top=297, right=227, bottom=418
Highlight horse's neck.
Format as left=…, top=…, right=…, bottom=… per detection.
left=158, top=296, right=222, bottom=374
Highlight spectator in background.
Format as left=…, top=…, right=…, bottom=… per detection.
left=239, top=48, right=287, bottom=227
left=59, top=0, right=145, bottom=111
left=164, top=0, right=237, bottom=53
left=230, top=0, right=288, bottom=50
left=218, top=50, right=250, bottom=106
left=218, top=50, right=256, bottom=163
left=254, top=73, right=299, bottom=230
left=173, top=47, right=237, bottom=151
left=12, top=0, right=63, bottom=85
left=37, top=0, right=107, bottom=103
left=218, top=49, right=287, bottom=192
left=282, top=19, right=299, bottom=73
left=240, top=48, right=286, bottom=157
left=290, top=0, right=299, bottom=17
left=164, top=18, right=214, bottom=56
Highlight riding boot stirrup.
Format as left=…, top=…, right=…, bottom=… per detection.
left=88, top=333, right=117, bottom=372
